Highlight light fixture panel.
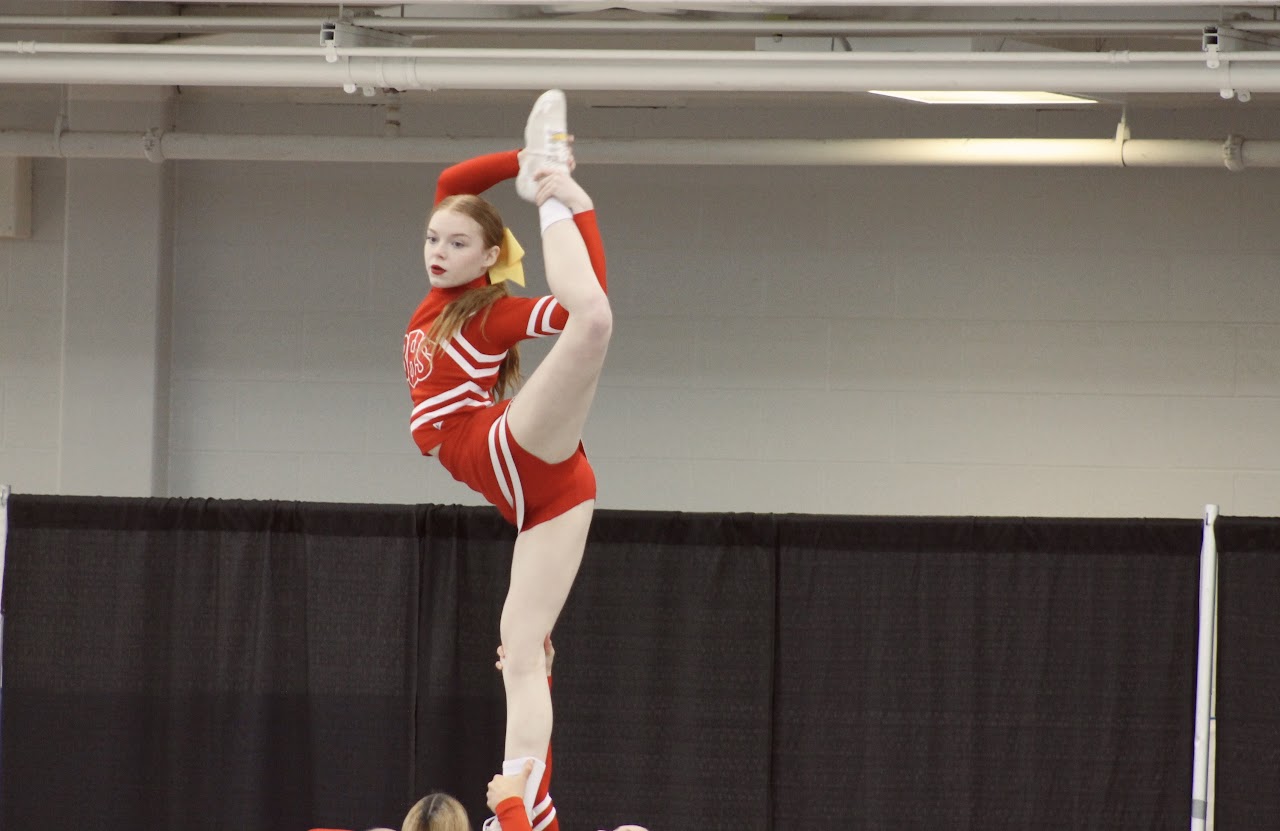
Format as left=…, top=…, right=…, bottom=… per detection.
left=869, top=91, right=1098, bottom=105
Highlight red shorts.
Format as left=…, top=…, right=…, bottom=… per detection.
left=436, top=400, right=596, bottom=532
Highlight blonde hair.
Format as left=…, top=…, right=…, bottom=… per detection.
left=426, top=195, right=522, bottom=400
left=400, top=792, right=469, bottom=831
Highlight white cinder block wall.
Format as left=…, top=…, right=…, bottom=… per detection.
left=2, top=92, right=1279, bottom=518
left=0, top=152, right=64, bottom=495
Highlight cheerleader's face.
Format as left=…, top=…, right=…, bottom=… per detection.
left=424, top=209, right=501, bottom=289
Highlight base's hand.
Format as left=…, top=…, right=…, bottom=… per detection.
left=487, top=760, right=534, bottom=812
left=495, top=634, right=555, bottom=677
left=542, top=633, right=555, bottom=676
left=533, top=168, right=593, bottom=213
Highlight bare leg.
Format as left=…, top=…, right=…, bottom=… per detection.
left=506, top=173, right=612, bottom=464
left=499, top=500, right=594, bottom=760
left=498, top=164, right=609, bottom=773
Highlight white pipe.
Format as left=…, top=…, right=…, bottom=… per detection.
left=8, top=42, right=1280, bottom=62
left=5, top=129, right=1280, bottom=170
left=0, top=15, right=1239, bottom=37
left=2, top=49, right=1280, bottom=93
left=12, top=42, right=1280, bottom=62
left=1191, top=503, right=1219, bottom=831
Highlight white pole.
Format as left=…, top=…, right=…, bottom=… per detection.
left=0, top=484, right=9, bottom=690
left=1191, top=503, right=1219, bottom=831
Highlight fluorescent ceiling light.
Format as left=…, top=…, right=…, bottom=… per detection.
left=869, top=90, right=1097, bottom=105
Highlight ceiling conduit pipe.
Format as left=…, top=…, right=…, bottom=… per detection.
left=2, top=44, right=1280, bottom=93
left=12, top=42, right=1280, bottom=61
left=0, top=16, right=1253, bottom=37
left=3, top=129, right=1280, bottom=170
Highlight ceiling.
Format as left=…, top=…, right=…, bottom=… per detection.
left=3, top=2, right=1280, bottom=112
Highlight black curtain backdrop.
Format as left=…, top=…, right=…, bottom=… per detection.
left=1214, top=517, right=1280, bottom=830
left=772, top=517, right=1200, bottom=831
left=0, top=496, right=1255, bottom=831
left=1, top=497, right=420, bottom=831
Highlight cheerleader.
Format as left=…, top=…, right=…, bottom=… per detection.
left=401, top=90, right=610, bottom=823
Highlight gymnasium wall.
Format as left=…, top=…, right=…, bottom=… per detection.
left=2, top=91, right=1279, bottom=517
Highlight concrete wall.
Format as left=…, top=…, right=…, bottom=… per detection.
left=3, top=90, right=1278, bottom=517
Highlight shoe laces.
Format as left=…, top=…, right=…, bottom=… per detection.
left=536, top=131, right=570, bottom=165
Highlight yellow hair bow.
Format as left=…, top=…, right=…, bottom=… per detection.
left=489, top=227, right=525, bottom=286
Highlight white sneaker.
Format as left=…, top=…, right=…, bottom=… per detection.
left=515, top=89, right=570, bottom=202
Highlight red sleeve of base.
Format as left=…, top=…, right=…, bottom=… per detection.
left=497, top=796, right=533, bottom=831
left=543, top=673, right=554, bottom=793
left=538, top=673, right=560, bottom=831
